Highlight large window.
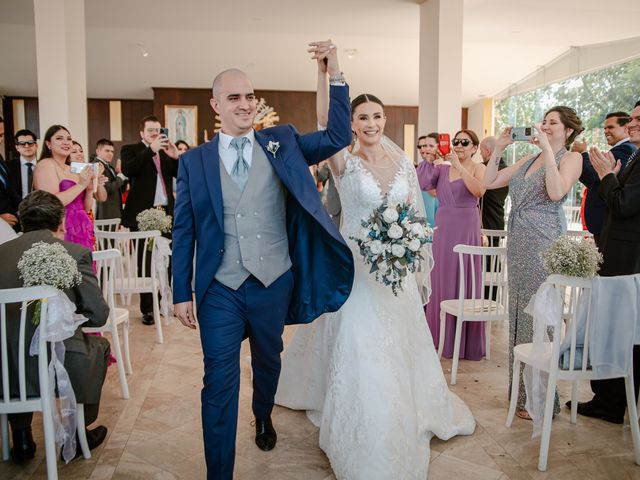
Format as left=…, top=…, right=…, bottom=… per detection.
left=493, top=57, right=640, bottom=210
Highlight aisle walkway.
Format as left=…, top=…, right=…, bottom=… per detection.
left=1, top=302, right=639, bottom=479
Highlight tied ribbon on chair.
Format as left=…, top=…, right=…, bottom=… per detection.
left=522, top=282, right=562, bottom=438
left=29, top=293, right=87, bottom=463
left=154, top=236, right=173, bottom=324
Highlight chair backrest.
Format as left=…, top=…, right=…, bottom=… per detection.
left=92, top=249, right=119, bottom=312
left=545, top=274, right=592, bottom=373
left=565, top=229, right=594, bottom=240
left=563, top=205, right=582, bottom=230
left=94, top=230, right=161, bottom=288
left=94, top=218, right=121, bottom=232
left=452, top=244, right=508, bottom=320
left=481, top=229, right=508, bottom=248
left=0, top=286, right=58, bottom=405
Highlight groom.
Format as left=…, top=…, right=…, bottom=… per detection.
left=172, top=41, right=354, bottom=479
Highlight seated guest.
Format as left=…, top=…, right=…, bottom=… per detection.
left=575, top=111, right=637, bottom=244
left=478, top=136, right=509, bottom=237
left=0, top=190, right=110, bottom=463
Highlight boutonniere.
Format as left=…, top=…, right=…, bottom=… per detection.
left=266, top=140, right=280, bottom=158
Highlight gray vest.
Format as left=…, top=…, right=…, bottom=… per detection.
left=215, top=141, right=291, bottom=289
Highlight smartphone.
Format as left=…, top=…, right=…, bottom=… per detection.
left=438, top=133, right=450, bottom=156
left=511, top=127, right=533, bottom=142
left=69, top=162, right=96, bottom=174
left=160, top=127, right=169, bottom=138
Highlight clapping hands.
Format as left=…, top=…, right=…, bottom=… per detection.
left=589, top=147, right=620, bottom=179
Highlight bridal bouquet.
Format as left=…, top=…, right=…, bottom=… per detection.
left=137, top=208, right=172, bottom=250
left=542, top=235, right=602, bottom=278
left=17, top=241, right=82, bottom=325
left=351, top=198, right=433, bottom=295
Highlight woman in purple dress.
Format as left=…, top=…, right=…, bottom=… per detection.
left=417, top=129, right=487, bottom=360
left=33, top=125, right=104, bottom=250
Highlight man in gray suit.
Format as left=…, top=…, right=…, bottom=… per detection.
left=0, top=191, right=111, bottom=463
left=93, top=138, right=126, bottom=220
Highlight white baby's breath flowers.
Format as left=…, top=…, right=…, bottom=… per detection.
left=137, top=208, right=173, bottom=233
left=18, top=242, right=82, bottom=290
left=542, top=235, right=602, bottom=278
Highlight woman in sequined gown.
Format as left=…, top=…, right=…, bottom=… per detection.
left=482, top=107, right=583, bottom=418
left=277, top=56, right=475, bottom=480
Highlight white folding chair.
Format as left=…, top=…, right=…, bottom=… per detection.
left=85, top=250, right=131, bottom=399
left=480, top=228, right=508, bottom=248
left=563, top=205, right=582, bottom=231
left=94, top=230, right=164, bottom=344
left=94, top=218, right=121, bottom=232
left=566, top=229, right=594, bottom=240
left=0, top=286, right=91, bottom=478
left=505, top=274, right=640, bottom=471
left=438, top=245, right=508, bottom=384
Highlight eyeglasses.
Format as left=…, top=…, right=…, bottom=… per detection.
left=417, top=144, right=428, bottom=149
left=16, top=141, right=36, bottom=146
left=452, top=138, right=472, bottom=147
left=145, top=128, right=161, bottom=134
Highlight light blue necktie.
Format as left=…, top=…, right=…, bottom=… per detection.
left=230, top=137, right=249, bottom=191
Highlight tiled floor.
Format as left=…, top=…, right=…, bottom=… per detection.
left=2, top=304, right=640, bottom=479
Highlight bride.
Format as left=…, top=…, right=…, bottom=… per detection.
left=276, top=43, right=475, bottom=479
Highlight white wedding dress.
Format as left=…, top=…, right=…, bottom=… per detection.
left=276, top=143, right=475, bottom=480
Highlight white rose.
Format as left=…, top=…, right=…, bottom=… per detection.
left=382, top=207, right=399, bottom=223
left=387, top=223, right=403, bottom=239
left=408, top=239, right=421, bottom=251
left=401, top=217, right=409, bottom=226
left=410, top=223, right=425, bottom=237
left=391, top=244, right=406, bottom=257
left=370, top=240, right=383, bottom=255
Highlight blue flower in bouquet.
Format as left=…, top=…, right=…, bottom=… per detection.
left=350, top=196, right=433, bottom=295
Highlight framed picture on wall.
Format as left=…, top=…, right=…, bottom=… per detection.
left=164, top=105, right=198, bottom=147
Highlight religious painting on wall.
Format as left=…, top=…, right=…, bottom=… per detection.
left=164, top=105, right=198, bottom=147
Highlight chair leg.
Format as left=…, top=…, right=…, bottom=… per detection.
left=76, top=404, right=91, bottom=460
left=1, top=414, right=9, bottom=461
left=123, top=319, right=133, bottom=375
left=505, top=359, right=521, bottom=427
left=41, top=398, right=59, bottom=479
left=624, top=375, right=640, bottom=466
left=537, top=375, right=558, bottom=471
left=110, top=324, right=130, bottom=399
left=438, top=309, right=446, bottom=359
left=570, top=381, right=578, bottom=424
left=152, top=291, right=163, bottom=344
left=451, top=317, right=463, bottom=385
left=485, top=320, right=491, bottom=360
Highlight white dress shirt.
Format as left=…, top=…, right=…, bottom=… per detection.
left=611, top=137, right=630, bottom=150
left=218, top=130, right=255, bottom=175
left=142, top=142, right=168, bottom=207
left=20, top=156, right=37, bottom=199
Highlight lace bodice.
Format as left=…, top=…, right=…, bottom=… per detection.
left=333, top=150, right=417, bottom=240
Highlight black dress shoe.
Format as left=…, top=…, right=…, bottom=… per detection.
left=66, top=425, right=109, bottom=462
left=567, top=399, right=624, bottom=424
left=254, top=417, right=277, bottom=451
left=142, top=313, right=155, bottom=325
left=10, top=427, right=36, bottom=464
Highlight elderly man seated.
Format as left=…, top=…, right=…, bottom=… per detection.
left=0, top=190, right=110, bottom=463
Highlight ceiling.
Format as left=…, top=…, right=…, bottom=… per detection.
left=0, top=0, right=639, bottom=106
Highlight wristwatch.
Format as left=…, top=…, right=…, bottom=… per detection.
left=329, top=72, right=346, bottom=86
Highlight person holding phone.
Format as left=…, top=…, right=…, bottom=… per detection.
left=32, top=125, right=104, bottom=250
left=121, top=115, right=179, bottom=325
left=417, top=129, right=487, bottom=361
left=417, top=132, right=441, bottom=228
left=482, top=106, right=583, bottom=419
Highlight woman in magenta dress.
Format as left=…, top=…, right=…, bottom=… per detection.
left=33, top=126, right=104, bottom=249
left=416, top=129, right=487, bottom=360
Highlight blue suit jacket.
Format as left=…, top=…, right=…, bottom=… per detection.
left=579, top=140, right=637, bottom=235
left=172, top=85, right=354, bottom=325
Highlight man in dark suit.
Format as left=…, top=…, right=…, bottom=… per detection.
left=121, top=116, right=179, bottom=325
left=93, top=138, right=126, bottom=220
left=7, top=129, right=38, bottom=205
left=575, top=111, right=636, bottom=244
left=172, top=41, right=353, bottom=479
left=478, top=136, right=509, bottom=234
left=0, top=190, right=110, bottom=463
left=0, top=116, right=21, bottom=231
left=572, top=103, right=640, bottom=423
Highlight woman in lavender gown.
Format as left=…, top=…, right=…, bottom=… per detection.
left=416, top=129, right=487, bottom=360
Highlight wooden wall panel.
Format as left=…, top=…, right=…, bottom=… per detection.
left=90, top=99, right=153, bottom=156
left=87, top=99, right=110, bottom=152
left=2, top=96, right=40, bottom=161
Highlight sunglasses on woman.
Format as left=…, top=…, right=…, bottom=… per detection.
left=452, top=138, right=472, bottom=147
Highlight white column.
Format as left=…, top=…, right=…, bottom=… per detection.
left=33, top=0, right=88, bottom=149
left=418, top=0, right=463, bottom=136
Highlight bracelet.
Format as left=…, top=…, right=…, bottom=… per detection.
left=329, top=72, right=346, bottom=85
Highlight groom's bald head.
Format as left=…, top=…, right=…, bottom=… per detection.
left=211, top=69, right=252, bottom=99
